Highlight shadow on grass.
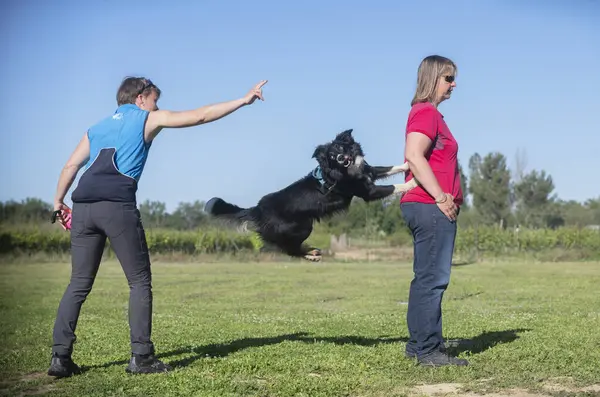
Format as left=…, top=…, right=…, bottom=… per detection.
left=83, top=328, right=530, bottom=371
left=451, top=260, right=476, bottom=267
left=80, top=333, right=406, bottom=371
left=445, top=328, right=532, bottom=355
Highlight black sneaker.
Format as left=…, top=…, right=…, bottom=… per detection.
left=125, top=354, right=172, bottom=374
left=405, top=343, right=447, bottom=359
left=47, top=353, right=81, bottom=378
left=417, top=350, right=469, bottom=367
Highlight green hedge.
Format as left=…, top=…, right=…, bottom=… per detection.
left=1, top=226, right=599, bottom=257
left=453, top=226, right=600, bottom=255
left=0, top=228, right=264, bottom=255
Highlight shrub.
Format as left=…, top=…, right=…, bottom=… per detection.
left=0, top=227, right=261, bottom=256
left=1, top=225, right=599, bottom=259
left=453, top=226, right=600, bottom=255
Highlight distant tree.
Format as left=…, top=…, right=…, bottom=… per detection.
left=512, top=169, right=559, bottom=228
left=458, top=160, right=469, bottom=209
left=0, top=197, right=52, bottom=224
left=139, top=200, right=167, bottom=228
left=167, top=200, right=210, bottom=230
left=584, top=197, right=600, bottom=226
left=468, top=152, right=512, bottom=228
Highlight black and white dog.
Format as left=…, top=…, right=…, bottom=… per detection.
left=205, top=129, right=417, bottom=261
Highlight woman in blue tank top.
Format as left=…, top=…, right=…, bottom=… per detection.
left=48, top=77, right=267, bottom=377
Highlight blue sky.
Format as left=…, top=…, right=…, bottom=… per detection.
left=2, top=0, right=599, bottom=212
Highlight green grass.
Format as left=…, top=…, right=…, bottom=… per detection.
left=1, top=258, right=599, bottom=397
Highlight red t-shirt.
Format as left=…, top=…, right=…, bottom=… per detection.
left=400, top=102, right=463, bottom=206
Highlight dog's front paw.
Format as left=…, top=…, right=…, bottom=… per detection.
left=385, top=163, right=410, bottom=177
left=393, top=179, right=417, bottom=195
left=397, top=162, right=410, bottom=173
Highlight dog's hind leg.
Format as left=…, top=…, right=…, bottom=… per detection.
left=274, top=240, right=322, bottom=262
left=291, top=244, right=323, bottom=262
left=236, top=220, right=254, bottom=233
left=302, top=247, right=322, bottom=262
left=271, top=221, right=323, bottom=262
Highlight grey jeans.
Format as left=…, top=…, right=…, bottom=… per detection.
left=51, top=201, right=155, bottom=357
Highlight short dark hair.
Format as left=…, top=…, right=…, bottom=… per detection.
left=116, top=77, right=162, bottom=106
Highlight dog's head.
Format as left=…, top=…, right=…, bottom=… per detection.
left=312, top=129, right=366, bottom=181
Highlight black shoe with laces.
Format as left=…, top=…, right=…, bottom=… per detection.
left=125, top=353, right=172, bottom=374
left=417, top=350, right=469, bottom=367
left=47, top=353, right=81, bottom=378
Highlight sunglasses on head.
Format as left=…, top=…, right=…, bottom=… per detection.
left=137, top=79, right=156, bottom=96
left=444, top=75, right=455, bottom=83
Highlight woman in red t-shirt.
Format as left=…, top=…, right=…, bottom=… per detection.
left=400, top=55, right=468, bottom=367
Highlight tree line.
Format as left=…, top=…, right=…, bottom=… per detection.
left=1, top=150, right=599, bottom=236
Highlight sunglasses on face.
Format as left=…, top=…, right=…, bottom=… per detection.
left=137, top=79, right=156, bottom=96
left=444, top=75, right=455, bottom=84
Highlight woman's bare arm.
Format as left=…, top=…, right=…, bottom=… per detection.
left=54, top=132, right=90, bottom=205
left=144, top=80, right=267, bottom=141
left=404, top=132, right=444, bottom=201
left=405, top=132, right=457, bottom=220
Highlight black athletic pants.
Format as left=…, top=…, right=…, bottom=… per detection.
left=51, top=201, right=155, bottom=357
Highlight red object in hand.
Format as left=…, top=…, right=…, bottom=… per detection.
left=63, top=208, right=72, bottom=230
left=51, top=207, right=72, bottom=231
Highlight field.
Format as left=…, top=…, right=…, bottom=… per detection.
left=1, top=257, right=599, bottom=397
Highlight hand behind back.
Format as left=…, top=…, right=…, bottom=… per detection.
left=436, top=193, right=457, bottom=221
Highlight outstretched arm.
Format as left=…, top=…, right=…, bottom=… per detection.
left=144, top=80, right=267, bottom=141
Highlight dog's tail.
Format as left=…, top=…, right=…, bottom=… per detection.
left=204, top=197, right=257, bottom=231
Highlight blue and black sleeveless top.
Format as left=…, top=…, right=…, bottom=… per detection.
left=71, top=104, right=152, bottom=203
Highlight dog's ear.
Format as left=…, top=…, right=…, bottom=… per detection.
left=335, top=129, right=354, bottom=143
left=312, top=144, right=328, bottom=164
left=313, top=144, right=343, bottom=180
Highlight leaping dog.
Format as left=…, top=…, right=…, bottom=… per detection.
left=205, top=129, right=417, bottom=261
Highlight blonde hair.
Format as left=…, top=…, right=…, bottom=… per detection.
left=411, top=55, right=457, bottom=106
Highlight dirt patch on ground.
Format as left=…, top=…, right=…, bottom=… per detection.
left=540, top=376, right=600, bottom=394
left=332, top=246, right=414, bottom=261
left=15, top=383, right=57, bottom=397
left=409, top=383, right=546, bottom=397
left=405, top=378, right=600, bottom=396
left=411, top=383, right=464, bottom=395
left=0, top=371, right=57, bottom=397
